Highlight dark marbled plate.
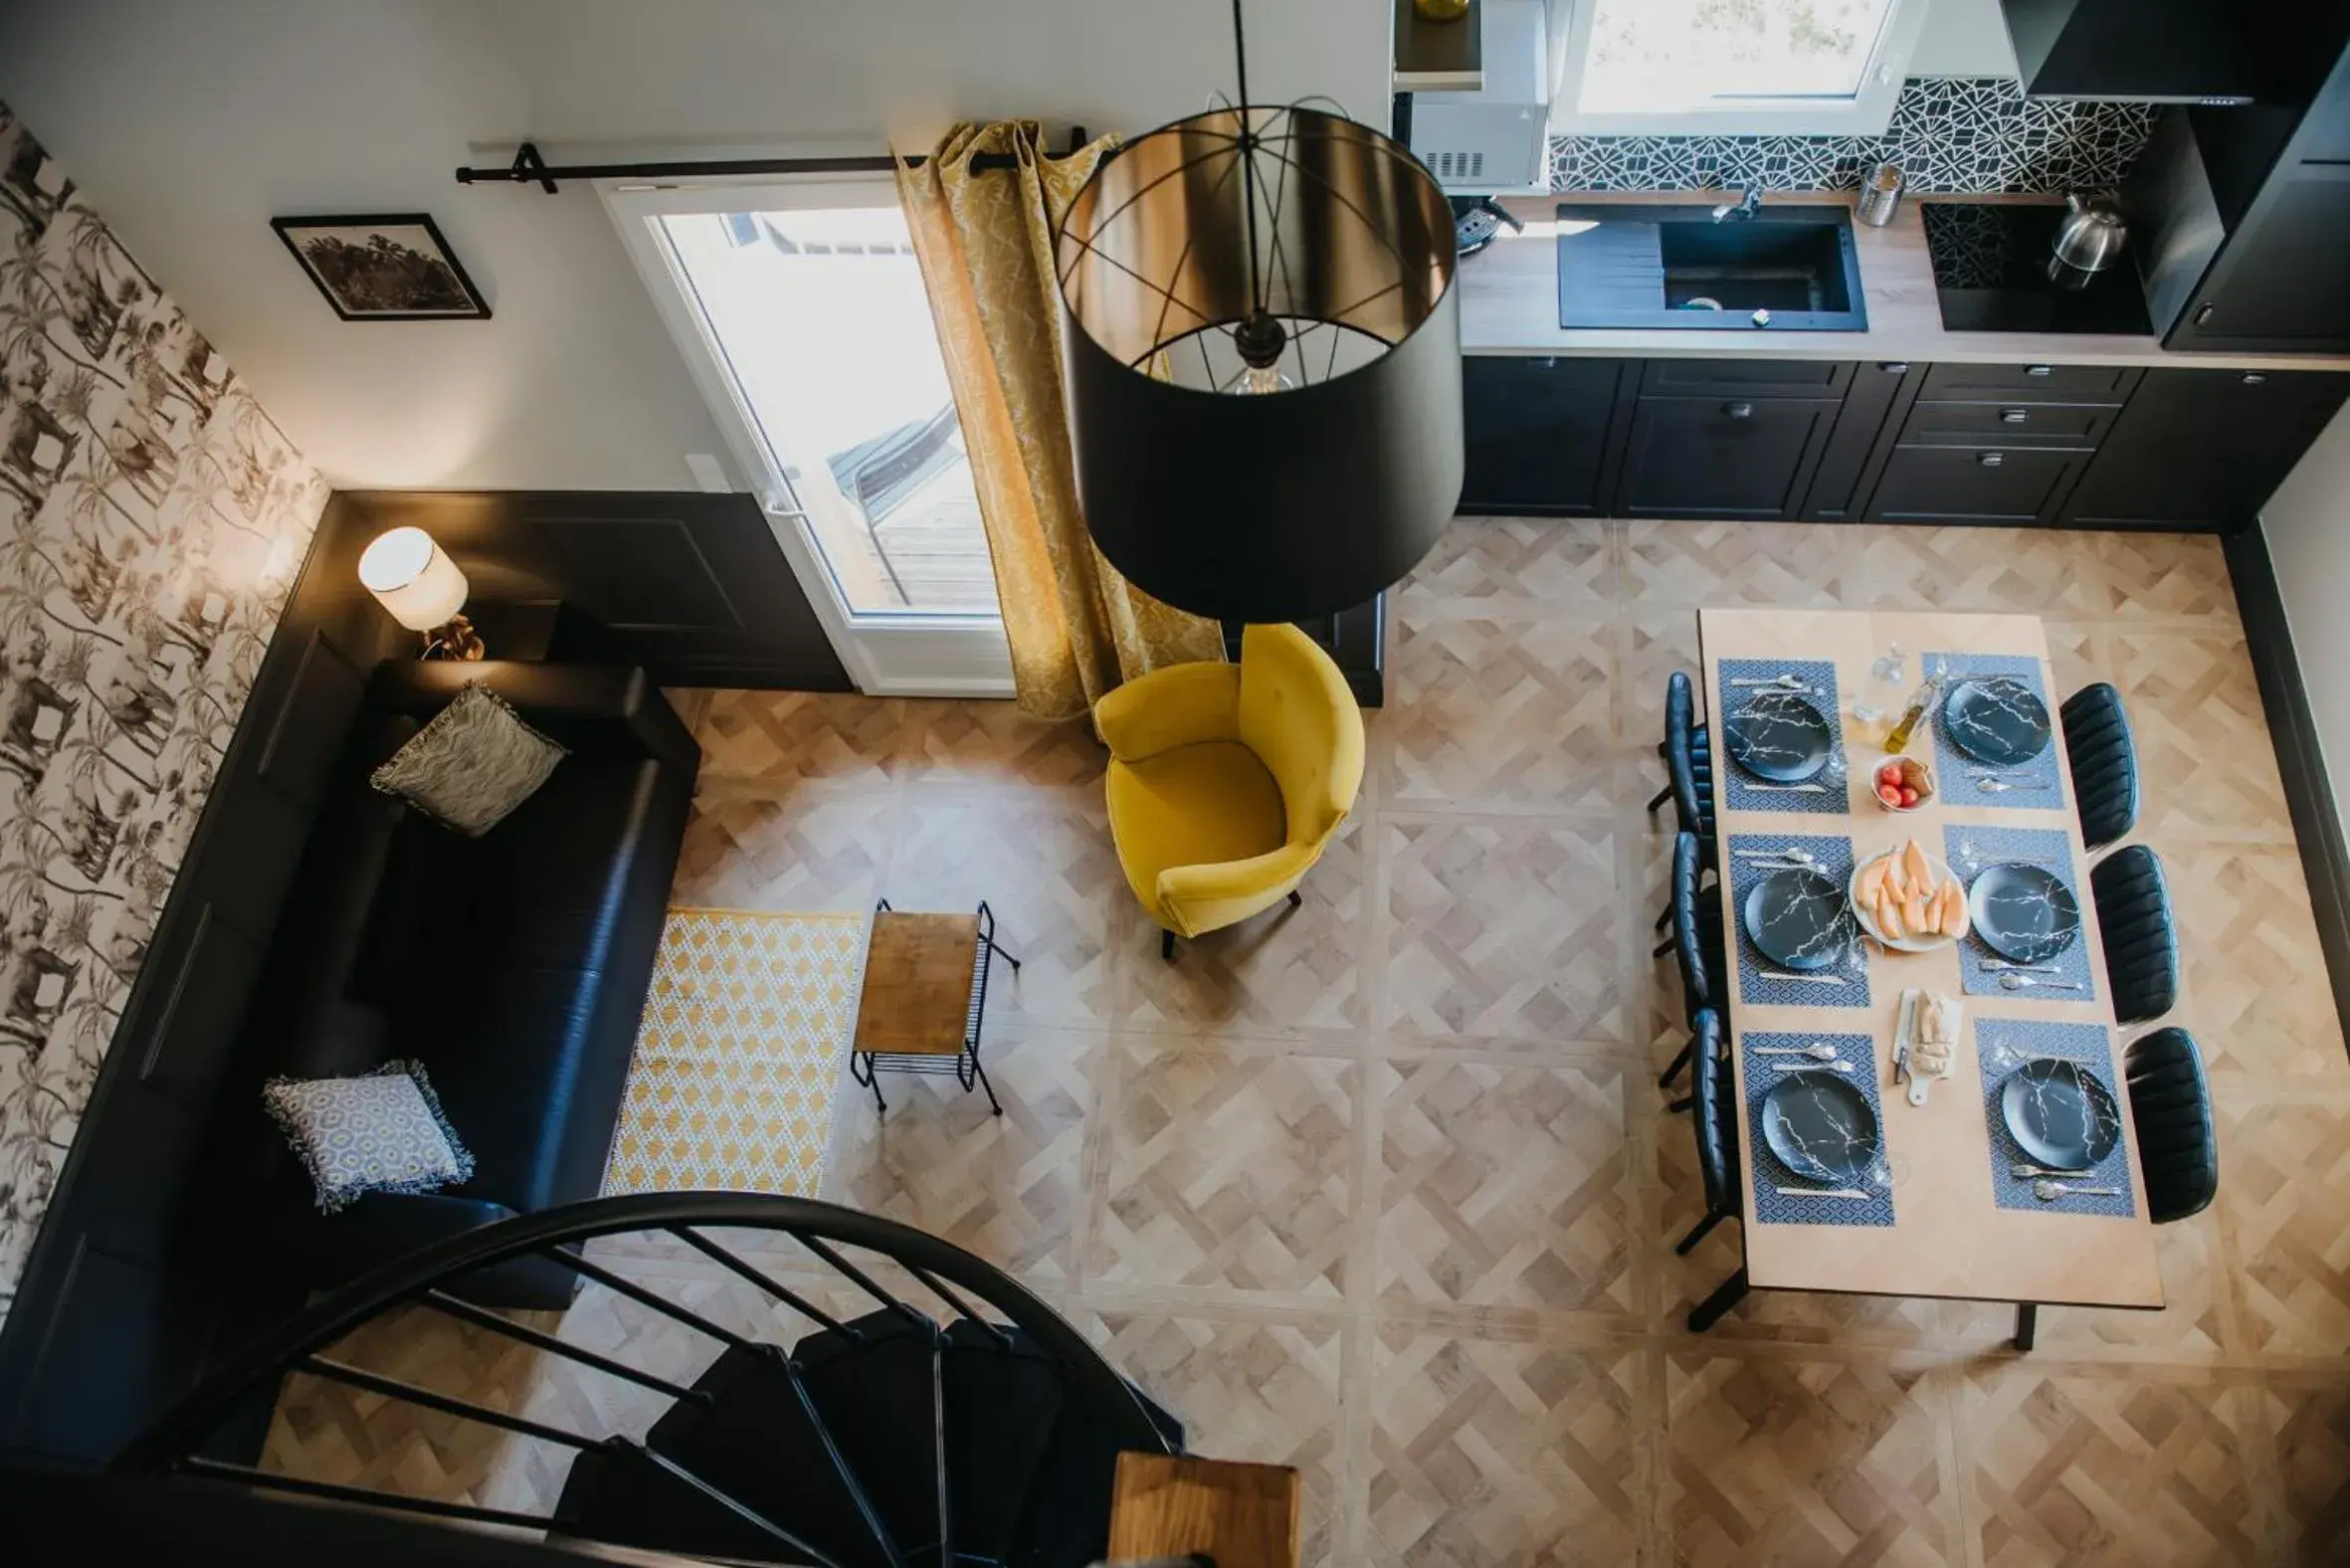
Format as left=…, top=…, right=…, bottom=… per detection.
left=1724, top=689, right=1834, bottom=783
left=2000, top=1058, right=2122, bottom=1171
left=1742, top=866, right=1850, bottom=972
left=1967, top=862, right=2080, bottom=963
left=1943, top=675, right=2052, bottom=768
left=1762, top=1071, right=1882, bottom=1186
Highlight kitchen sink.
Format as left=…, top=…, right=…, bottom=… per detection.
left=1556, top=204, right=1868, bottom=331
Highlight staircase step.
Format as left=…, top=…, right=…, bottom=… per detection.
left=795, top=1309, right=950, bottom=1563
left=552, top=1440, right=804, bottom=1564
left=1004, top=1379, right=1184, bottom=1568
left=940, top=1320, right=1066, bottom=1564
left=639, top=1341, right=907, bottom=1568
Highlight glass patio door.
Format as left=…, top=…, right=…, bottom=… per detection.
left=607, top=176, right=1012, bottom=694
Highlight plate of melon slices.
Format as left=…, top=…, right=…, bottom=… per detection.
left=1848, top=837, right=1971, bottom=952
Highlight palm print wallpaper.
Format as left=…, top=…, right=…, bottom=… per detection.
left=0, top=102, right=328, bottom=1328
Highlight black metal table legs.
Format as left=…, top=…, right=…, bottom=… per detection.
left=1687, top=1268, right=1749, bottom=1332
left=2014, top=1302, right=2037, bottom=1351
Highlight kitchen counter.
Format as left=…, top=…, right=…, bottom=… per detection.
left=1461, top=192, right=2350, bottom=372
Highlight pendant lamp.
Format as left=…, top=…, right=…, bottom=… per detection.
left=1055, top=2, right=1463, bottom=624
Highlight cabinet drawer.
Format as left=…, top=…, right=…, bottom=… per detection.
left=1895, top=400, right=2118, bottom=447
left=1916, top=362, right=2138, bottom=403
left=1864, top=444, right=2092, bottom=525
left=1614, top=396, right=1842, bottom=520
left=1459, top=356, right=1632, bottom=515
left=1639, top=358, right=1855, bottom=399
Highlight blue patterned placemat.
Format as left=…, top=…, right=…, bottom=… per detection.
left=1724, top=833, right=1871, bottom=1009
left=1742, top=1031, right=1896, bottom=1227
left=1923, top=652, right=2066, bottom=809
left=1943, top=825, right=2097, bottom=1003
left=1716, top=658, right=1849, bottom=815
left=1975, top=1018, right=2138, bottom=1219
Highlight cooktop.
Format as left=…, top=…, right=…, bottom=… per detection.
left=1919, top=202, right=2152, bottom=335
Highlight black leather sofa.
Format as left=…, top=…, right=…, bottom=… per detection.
left=214, top=660, right=698, bottom=1308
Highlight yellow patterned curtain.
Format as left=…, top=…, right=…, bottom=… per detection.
left=895, top=121, right=1226, bottom=721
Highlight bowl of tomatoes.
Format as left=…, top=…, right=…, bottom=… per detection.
left=1871, top=753, right=1936, bottom=813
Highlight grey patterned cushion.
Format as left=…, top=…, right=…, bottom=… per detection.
left=370, top=683, right=565, bottom=837
left=263, top=1060, right=476, bottom=1214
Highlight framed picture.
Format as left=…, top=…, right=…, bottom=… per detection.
left=271, top=212, right=490, bottom=320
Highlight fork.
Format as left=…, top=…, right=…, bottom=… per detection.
left=1747, top=782, right=1830, bottom=794
left=1760, top=970, right=1847, bottom=985
left=2032, top=1179, right=2122, bottom=1202
left=1771, top=1059, right=1854, bottom=1074
left=1976, top=777, right=2050, bottom=793
left=1775, top=1186, right=1872, bottom=1200
left=2000, top=973, right=2082, bottom=992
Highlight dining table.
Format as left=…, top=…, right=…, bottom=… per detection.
left=1694, top=607, right=2162, bottom=1346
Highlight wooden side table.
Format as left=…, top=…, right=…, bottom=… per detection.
left=850, top=899, right=1020, bottom=1117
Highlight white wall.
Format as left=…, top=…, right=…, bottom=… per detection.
left=0, top=0, right=1388, bottom=491
left=1911, top=0, right=2019, bottom=78
left=2259, top=400, right=2350, bottom=829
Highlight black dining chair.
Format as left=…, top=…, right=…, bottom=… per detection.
left=1659, top=832, right=1728, bottom=1092
left=2061, top=682, right=2139, bottom=852
left=2014, top=1026, right=2216, bottom=1351
left=1678, top=1010, right=1751, bottom=1332
left=1647, top=672, right=1714, bottom=933
left=2090, top=844, right=2180, bottom=1026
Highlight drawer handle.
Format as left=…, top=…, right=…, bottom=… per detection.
left=2243, top=372, right=2267, bottom=384
left=2195, top=302, right=2216, bottom=325
left=2026, top=364, right=2054, bottom=376
left=1879, top=361, right=1910, bottom=373
left=1978, top=452, right=2006, bottom=467
left=1529, top=356, right=1557, bottom=368
left=2000, top=408, right=2028, bottom=424
left=1723, top=402, right=1754, bottom=419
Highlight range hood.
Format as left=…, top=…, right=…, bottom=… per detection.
left=1999, top=0, right=2282, bottom=104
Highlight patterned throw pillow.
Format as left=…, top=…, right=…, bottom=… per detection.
left=263, top=1060, right=476, bottom=1214
left=369, top=683, right=565, bottom=837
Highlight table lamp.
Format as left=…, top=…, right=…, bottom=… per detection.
left=358, top=526, right=484, bottom=660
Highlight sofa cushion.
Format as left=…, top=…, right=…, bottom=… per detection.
left=371, top=684, right=567, bottom=837
left=263, top=1060, right=476, bottom=1213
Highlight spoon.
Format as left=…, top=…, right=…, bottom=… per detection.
left=2033, top=1179, right=2122, bottom=1202
left=1776, top=1186, right=1872, bottom=1200
left=1733, top=674, right=1808, bottom=689
left=1976, top=777, right=2049, bottom=793
left=2010, top=1161, right=2092, bottom=1180
left=1755, top=1043, right=1841, bottom=1061
left=1760, top=970, right=1847, bottom=985
left=2000, top=973, right=2082, bottom=992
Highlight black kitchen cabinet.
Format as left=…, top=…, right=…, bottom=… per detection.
left=1614, top=395, right=1842, bottom=519
left=2060, top=367, right=2350, bottom=529
left=1864, top=444, right=2093, bottom=524
left=1459, top=355, right=1631, bottom=514
left=2164, top=164, right=2350, bottom=353
left=1802, top=359, right=1914, bottom=520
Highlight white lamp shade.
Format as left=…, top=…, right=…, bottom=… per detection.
left=358, top=526, right=469, bottom=631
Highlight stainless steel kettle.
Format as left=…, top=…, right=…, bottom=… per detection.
left=2051, top=191, right=2128, bottom=274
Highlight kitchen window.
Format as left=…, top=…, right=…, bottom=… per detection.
left=1551, top=0, right=1930, bottom=136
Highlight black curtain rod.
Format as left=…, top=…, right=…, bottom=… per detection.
left=456, top=132, right=1092, bottom=193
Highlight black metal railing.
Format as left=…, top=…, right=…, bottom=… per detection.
left=112, top=1194, right=1176, bottom=1566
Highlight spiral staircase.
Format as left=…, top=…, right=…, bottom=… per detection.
left=106, top=1194, right=1197, bottom=1567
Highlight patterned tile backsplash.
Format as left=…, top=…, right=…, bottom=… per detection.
left=0, top=101, right=328, bottom=1331
left=1549, top=77, right=2158, bottom=194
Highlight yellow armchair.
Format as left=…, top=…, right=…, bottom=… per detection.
left=1097, top=624, right=1366, bottom=959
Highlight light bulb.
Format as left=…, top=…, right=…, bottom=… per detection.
left=1233, top=365, right=1292, bottom=395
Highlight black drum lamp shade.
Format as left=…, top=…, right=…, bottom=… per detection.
left=1055, top=104, right=1463, bottom=624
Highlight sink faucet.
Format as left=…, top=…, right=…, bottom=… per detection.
left=1710, top=185, right=1764, bottom=222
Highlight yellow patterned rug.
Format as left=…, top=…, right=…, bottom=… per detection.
left=603, top=907, right=865, bottom=1197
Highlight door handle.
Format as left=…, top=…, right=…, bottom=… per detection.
left=2000, top=409, right=2028, bottom=424
left=1977, top=452, right=2005, bottom=467
left=2194, top=302, right=2216, bottom=325
left=1723, top=402, right=1754, bottom=419
left=2242, top=372, right=2267, bottom=384
left=1529, top=356, right=1557, bottom=368
left=2026, top=364, right=2054, bottom=376
left=1878, top=361, right=1910, bottom=373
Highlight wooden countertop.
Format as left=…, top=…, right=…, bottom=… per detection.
left=1461, top=191, right=2350, bottom=372
left=1696, top=608, right=2163, bottom=1311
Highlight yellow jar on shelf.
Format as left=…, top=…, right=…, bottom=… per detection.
left=1415, top=0, right=1471, bottom=21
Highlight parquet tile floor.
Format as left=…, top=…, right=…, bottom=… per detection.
left=263, top=520, right=2348, bottom=1565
